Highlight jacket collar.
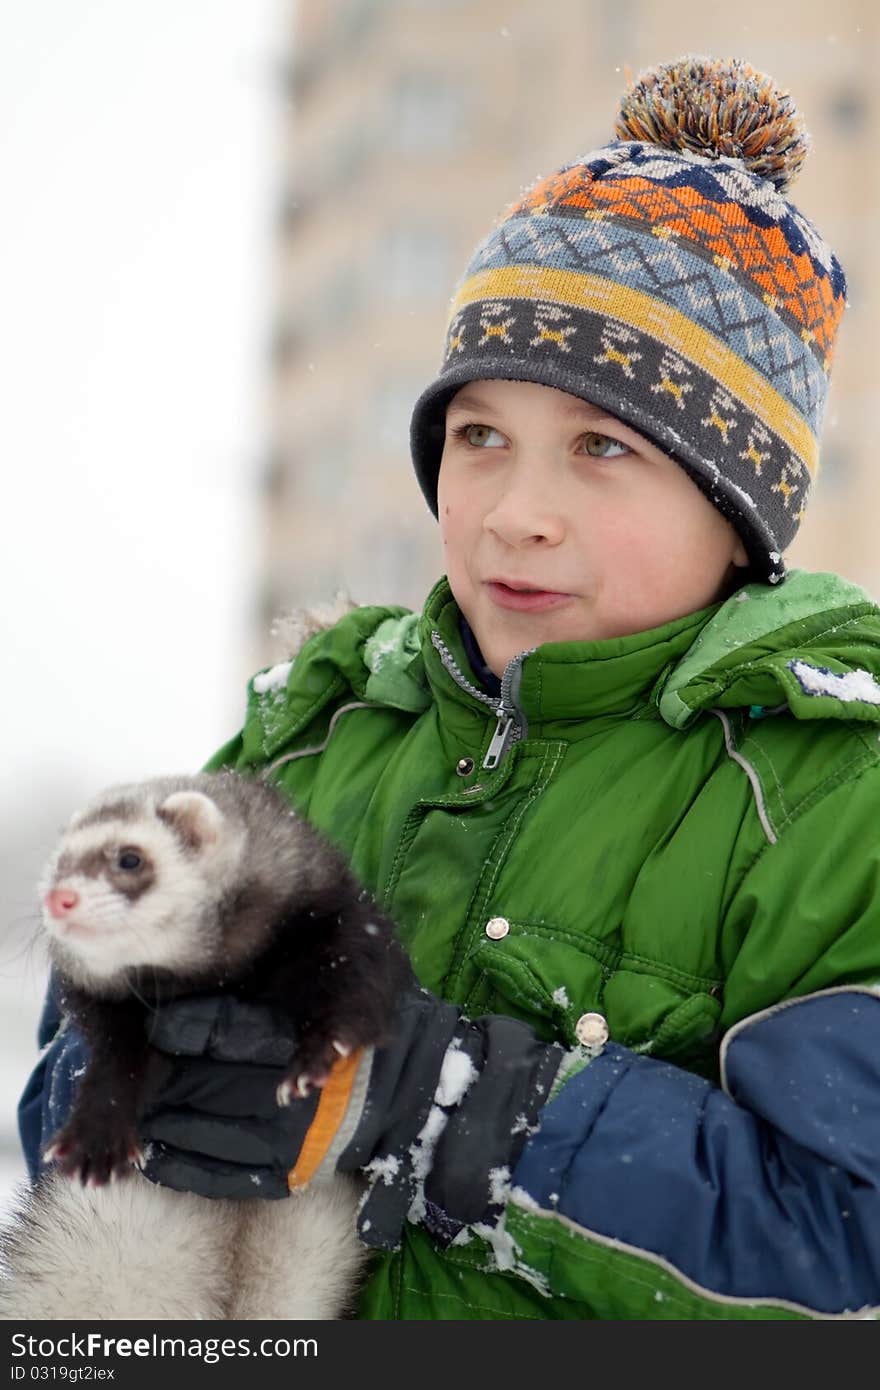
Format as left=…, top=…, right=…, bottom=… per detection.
left=419, top=577, right=718, bottom=724
left=353, top=570, right=880, bottom=738
left=458, top=615, right=501, bottom=698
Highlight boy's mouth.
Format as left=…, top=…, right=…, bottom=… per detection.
left=486, top=580, right=575, bottom=613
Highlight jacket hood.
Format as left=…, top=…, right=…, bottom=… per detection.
left=658, top=569, right=880, bottom=729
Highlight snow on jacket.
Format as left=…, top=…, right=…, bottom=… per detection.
left=20, top=570, right=880, bottom=1319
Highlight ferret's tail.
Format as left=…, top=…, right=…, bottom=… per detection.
left=229, top=1175, right=370, bottom=1320
left=0, top=1171, right=237, bottom=1320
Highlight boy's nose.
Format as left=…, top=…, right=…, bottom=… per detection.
left=482, top=488, right=566, bottom=547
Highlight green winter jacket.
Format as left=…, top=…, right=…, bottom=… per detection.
left=207, top=570, right=880, bottom=1320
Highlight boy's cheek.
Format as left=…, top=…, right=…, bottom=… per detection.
left=437, top=495, right=473, bottom=552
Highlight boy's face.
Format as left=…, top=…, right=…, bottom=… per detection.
left=438, top=378, right=749, bottom=678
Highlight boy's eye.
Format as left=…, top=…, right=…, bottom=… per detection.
left=580, top=432, right=628, bottom=459
left=459, top=423, right=505, bottom=448
left=452, top=422, right=629, bottom=457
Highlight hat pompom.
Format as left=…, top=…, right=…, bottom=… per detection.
left=614, top=55, right=809, bottom=192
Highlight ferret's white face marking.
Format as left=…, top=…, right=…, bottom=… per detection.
left=40, top=797, right=245, bottom=991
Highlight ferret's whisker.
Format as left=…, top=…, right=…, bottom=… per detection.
left=0, top=919, right=50, bottom=982
left=119, top=921, right=159, bottom=1016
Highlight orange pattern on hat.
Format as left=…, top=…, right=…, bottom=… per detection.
left=508, top=169, right=843, bottom=360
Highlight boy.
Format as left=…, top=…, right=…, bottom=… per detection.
left=19, top=56, right=880, bottom=1319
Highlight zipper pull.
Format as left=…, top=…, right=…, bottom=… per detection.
left=483, top=714, right=514, bottom=770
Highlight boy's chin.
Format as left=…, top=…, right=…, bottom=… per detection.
left=475, top=609, right=590, bottom=675
left=474, top=602, right=684, bottom=672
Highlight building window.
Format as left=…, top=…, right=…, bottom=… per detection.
left=597, top=0, right=639, bottom=63
left=381, top=224, right=453, bottom=301
left=319, top=264, right=362, bottom=333
left=373, top=377, right=428, bottom=450
left=338, top=0, right=385, bottom=49
left=327, top=124, right=374, bottom=191
left=303, top=425, right=354, bottom=505
left=828, top=88, right=867, bottom=132
left=389, top=71, right=467, bottom=153
left=817, top=440, right=849, bottom=492
left=270, top=317, right=301, bottom=369
left=279, top=186, right=313, bottom=237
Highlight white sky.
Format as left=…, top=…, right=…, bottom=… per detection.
left=0, top=1, right=286, bottom=1197
left=0, top=0, right=284, bottom=801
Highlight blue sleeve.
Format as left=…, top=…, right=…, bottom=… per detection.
left=16, top=976, right=89, bottom=1182
left=511, top=988, right=880, bottom=1318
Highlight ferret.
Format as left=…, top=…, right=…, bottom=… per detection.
left=0, top=771, right=411, bottom=1320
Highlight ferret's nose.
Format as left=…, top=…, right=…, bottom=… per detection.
left=46, top=888, right=80, bottom=919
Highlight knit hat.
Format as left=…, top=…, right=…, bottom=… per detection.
left=409, top=56, right=847, bottom=585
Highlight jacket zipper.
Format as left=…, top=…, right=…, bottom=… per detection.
left=430, top=631, right=535, bottom=770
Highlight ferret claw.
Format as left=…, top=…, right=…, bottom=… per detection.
left=42, top=1142, right=62, bottom=1164
left=332, top=1039, right=351, bottom=1057
left=278, top=1054, right=339, bottom=1106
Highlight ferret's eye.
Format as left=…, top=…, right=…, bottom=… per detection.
left=117, top=849, right=143, bottom=872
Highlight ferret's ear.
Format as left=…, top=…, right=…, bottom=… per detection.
left=157, top=791, right=224, bottom=852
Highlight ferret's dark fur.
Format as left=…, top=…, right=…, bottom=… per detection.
left=0, top=771, right=410, bottom=1320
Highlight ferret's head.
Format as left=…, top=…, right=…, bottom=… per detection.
left=40, top=784, right=246, bottom=994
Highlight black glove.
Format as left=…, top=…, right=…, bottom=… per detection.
left=138, top=995, right=319, bottom=1199
left=139, top=985, right=569, bottom=1250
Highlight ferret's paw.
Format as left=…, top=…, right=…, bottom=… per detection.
left=275, top=1077, right=296, bottom=1106
left=43, top=1122, right=142, bottom=1186
left=275, top=1033, right=360, bottom=1106
left=275, top=1069, right=328, bottom=1106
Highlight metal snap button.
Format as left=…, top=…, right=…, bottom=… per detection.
left=485, top=916, right=510, bottom=940
left=575, top=1012, right=609, bottom=1049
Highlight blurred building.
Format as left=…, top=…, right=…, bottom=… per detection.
left=255, top=0, right=877, bottom=666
